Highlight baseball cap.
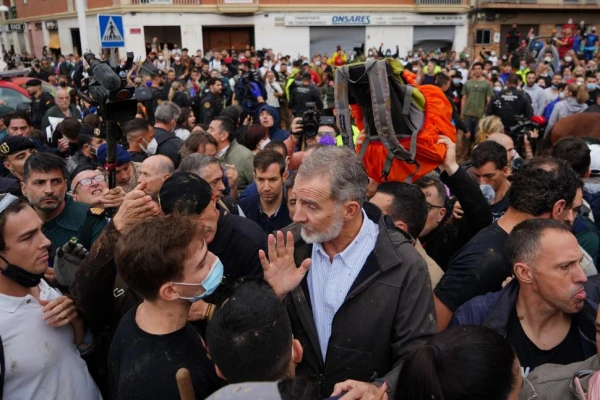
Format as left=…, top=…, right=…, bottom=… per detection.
left=0, top=136, right=37, bottom=158
left=80, top=124, right=106, bottom=139
left=25, top=79, right=42, bottom=87
left=96, top=143, right=131, bottom=166
left=159, top=172, right=213, bottom=215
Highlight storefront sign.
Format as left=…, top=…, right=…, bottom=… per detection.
left=0, top=23, right=24, bottom=33
left=130, top=28, right=142, bottom=34
left=145, top=0, right=173, bottom=4
left=284, top=14, right=467, bottom=27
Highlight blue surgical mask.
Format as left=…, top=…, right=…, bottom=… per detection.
left=174, top=257, right=224, bottom=302
left=452, top=78, right=461, bottom=85
left=145, top=81, right=152, bottom=87
left=494, top=87, right=502, bottom=93
left=587, top=83, right=598, bottom=91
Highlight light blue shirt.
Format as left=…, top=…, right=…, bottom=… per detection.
left=307, top=209, right=379, bottom=360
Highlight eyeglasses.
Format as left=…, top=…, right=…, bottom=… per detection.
left=426, top=203, right=444, bottom=212
left=73, top=175, right=106, bottom=192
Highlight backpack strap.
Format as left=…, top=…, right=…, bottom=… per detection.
left=366, top=60, right=420, bottom=181
left=334, top=66, right=354, bottom=148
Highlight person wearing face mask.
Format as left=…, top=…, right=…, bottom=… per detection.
left=537, top=47, right=560, bottom=75
left=153, top=53, right=167, bottom=72
left=141, top=72, right=167, bottom=125
left=159, top=172, right=266, bottom=321
left=124, top=118, right=156, bottom=162
left=108, top=211, right=222, bottom=400
left=377, top=43, right=399, bottom=59
left=586, top=74, right=599, bottom=106
left=546, top=82, right=589, bottom=133
left=0, top=193, right=103, bottom=400
left=66, top=125, right=106, bottom=174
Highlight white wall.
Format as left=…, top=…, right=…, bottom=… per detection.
left=59, top=16, right=101, bottom=55
left=366, top=26, right=413, bottom=58
left=254, top=14, right=310, bottom=56
left=453, top=20, right=469, bottom=53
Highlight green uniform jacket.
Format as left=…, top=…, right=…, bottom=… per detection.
left=42, top=196, right=107, bottom=254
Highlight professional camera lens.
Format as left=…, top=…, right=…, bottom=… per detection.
left=302, top=111, right=319, bottom=138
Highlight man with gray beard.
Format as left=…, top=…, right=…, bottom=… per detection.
left=259, top=146, right=436, bottom=399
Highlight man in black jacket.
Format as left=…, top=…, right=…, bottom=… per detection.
left=415, top=149, right=493, bottom=271
left=288, top=72, right=323, bottom=117
left=260, top=146, right=435, bottom=398
left=153, top=101, right=183, bottom=168
left=485, top=74, right=533, bottom=133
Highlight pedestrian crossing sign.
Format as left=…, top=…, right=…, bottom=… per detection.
left=98, top=15, right=125, bottom=48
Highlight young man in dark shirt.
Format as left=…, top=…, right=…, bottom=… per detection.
left=452, top=219, right=595, bottom=377
left=108, top=214, right=223, bottom=399
left=435, top=157, right=581, bottom=331
left=471, top=141, right=511, bottom=221
left=238, top=150, right=291, bottom=234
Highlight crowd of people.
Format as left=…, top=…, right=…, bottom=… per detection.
left=1, top=16, right=600, bottom=400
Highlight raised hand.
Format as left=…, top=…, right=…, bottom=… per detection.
left=259, top=231, right=311, bottom=300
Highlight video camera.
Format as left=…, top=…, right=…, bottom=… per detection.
left=508, top=117, right=543, bottom=141
left=301, top=102, right=335, bottom=138
left=78, top=51, right=138, bottom=216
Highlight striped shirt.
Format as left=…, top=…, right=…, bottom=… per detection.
left=307, top=209, right=379, bottom=360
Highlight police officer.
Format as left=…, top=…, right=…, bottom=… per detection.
left=200, top=77, right=224, bottom=125
left=26, top=79, right=55, bottom=130
left=20, top=152, right=107, bottom=261
left=143, top=72, right=167, bottom=125
left=485, top=73, right=533, bottom=133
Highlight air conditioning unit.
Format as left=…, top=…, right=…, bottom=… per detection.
left=45, top=20, right=58, bottom=30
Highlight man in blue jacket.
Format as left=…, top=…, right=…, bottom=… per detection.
left=452, top=218, right=597, bottom=377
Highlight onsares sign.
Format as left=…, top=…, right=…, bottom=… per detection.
left=284, top=14, right=467, bottom=27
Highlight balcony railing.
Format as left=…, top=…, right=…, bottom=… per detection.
left=416, top=0, right=465, bottom=4
left=481, top=0, right=597, bottom=4
left=127, top=0, right=200, bottom=5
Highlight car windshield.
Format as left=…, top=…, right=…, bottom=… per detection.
left=0, top=87, right=29, bottom=110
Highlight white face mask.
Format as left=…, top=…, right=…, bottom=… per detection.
left=565, top=56, right=573, bottom=62
left=315, top=61, right=321, bottom=66
left=258, top=138, right=271, bottom=150
left=158, top=56, right=164, bottom=61
left=174, top=56, right=181, bottom=62
left=140, top=138, right=158, bottom=155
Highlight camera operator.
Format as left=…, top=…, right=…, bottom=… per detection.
left=288, top=72, right=323, bottom=117
left=485, top=74, right=533, bottom=134
left=233, top=61, right=266, bottom=118
left=285, top=112, right=336, bottom=169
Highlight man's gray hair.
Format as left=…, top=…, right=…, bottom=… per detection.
left=155, top=101, right=181, bottom=125
left=178, top=153, right=219, bottom=179
left=296, top=146, right=369, bottom=206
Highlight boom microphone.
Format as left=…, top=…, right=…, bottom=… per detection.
left=83, top=53, right=122, bottom=92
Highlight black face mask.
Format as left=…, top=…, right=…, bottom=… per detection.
left=68, top=143, right=79, bottom=156
left=0, top=254, right=44, bottom=288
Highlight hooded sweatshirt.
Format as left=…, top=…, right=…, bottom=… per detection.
left=258, top=104, right=290, bottom=142
left=547, top=96, right=588, bottom=132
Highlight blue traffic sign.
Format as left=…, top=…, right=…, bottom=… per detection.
left=98, top=15, right=125, bottom=48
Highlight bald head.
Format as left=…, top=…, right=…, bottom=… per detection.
left=55, top=88, right=71, bottom=111
left=487, top=133, right=515, bottom=162
left=139, top=155, right=174, bottom=196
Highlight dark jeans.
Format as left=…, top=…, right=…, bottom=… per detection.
left=464, top=116, right=480, bottom=138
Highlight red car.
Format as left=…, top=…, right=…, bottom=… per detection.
left=0, top=71, right=56, bottom=110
